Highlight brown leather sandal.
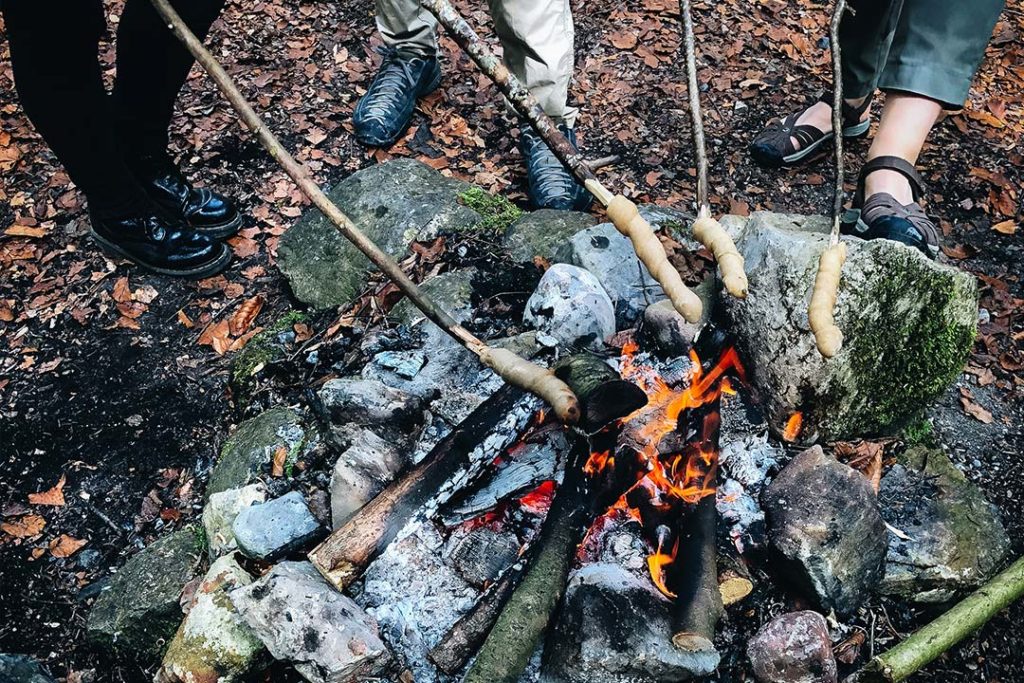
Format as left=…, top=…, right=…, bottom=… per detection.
left=840, top=155, right=940, bottom=259
left=749, top=93, right=873, bottom=168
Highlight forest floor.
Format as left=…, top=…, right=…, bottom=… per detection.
left=1, top=0, right=1022, bottom=681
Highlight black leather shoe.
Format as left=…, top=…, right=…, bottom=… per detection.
left=90, top=211, right=231, bottom=278
left=353, top=47, right=442, bottom=147
left=132, top=155, right=242, bottom=240
left=520, top=125, right=591, bottom=211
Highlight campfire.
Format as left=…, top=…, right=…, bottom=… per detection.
left=304, top=322, right=767, bottom=682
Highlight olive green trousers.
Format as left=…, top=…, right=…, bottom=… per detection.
left=841, top=0, right=1005, bottom=108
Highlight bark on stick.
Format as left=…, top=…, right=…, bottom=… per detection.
left=147, top=0, right=579, bottom=423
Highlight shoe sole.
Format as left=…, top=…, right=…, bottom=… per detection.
left=355, top=69, right=444, bottom=148
left=195, top=212, right=243, bottom=240
left=752, top=118, right=872, bottom=169
left=91, top=230, right=232, bottom=278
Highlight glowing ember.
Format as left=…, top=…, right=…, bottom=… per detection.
left=783, top=412, right=803, bottom=442
left=584, top=337, right=745, bottom=598
left=518, top=479, right=556, bottom=516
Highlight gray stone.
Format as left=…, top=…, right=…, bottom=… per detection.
left=543, top=563, right=719, bottom=683
left=330, top=428, right=407, bottom=528
left=232, top=491, right=323, bottom=562
left=87, top=526, right=205, bottom=660
left=762, top=446, right=887, bottom=616
left=156, top=556, right=266, bottom=683
left=0, top=655, right=54, bottom=683
left=560, top=222, right=665, bottom=327
left=878, top=446, right=1010, bottom=603
left=719, top=211, right=977, bottom=440
left=747, top=611, right=837, bottom=683
left=318, top=378, right=425, bottom=446
left=207, top=408, right=312, bottom=499
left=203, top=483, right=267, bottom=560
left=640, top=278, right=715, bottom=356
left=524, top=264, right=615, bottom=350
left=390, top=268, right=477, bottom=329
left=278, top=159, right=481, bottom=309
left=231, top=561, right=392, bottom=683
left=503, top=209, right=599, bottom=262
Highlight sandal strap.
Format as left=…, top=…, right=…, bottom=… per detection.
left=856, top=155, right=926, bottom=204
left=753, top=112, right=831, bottom=157
left=817, top=90, right=874, bottom=127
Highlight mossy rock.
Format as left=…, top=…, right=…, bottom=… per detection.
left=720, top=212, right=977, bottom=440
left=86, top=526, right=205, bottom=661
left=229, top=311, right=307, bottom=400
left=502, top=209, right=598, bottom=263
left=458, top=187, right=524, bottom=234
left=879, top=446, right=1010, bottom=603
left=207, top=408, right=312, bottom=499
left=277, top=159, right=481, bottom=309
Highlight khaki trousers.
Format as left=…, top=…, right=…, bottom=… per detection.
left=375, top=0, right=578, bottom=126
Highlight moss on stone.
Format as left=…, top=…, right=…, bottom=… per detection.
left=901, top=415, right=937, bottom=447
left=230, top=311, right=308, bottom=397
left=826, top=249, right=976, bottom=435
left=458, top=187, right=523, bottom=233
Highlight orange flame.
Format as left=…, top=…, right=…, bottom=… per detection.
left=583, top=338, right=745, bottom=598
left=783, top=412, right=803, bottom=442
left=518, top=479, right=556, bottom=515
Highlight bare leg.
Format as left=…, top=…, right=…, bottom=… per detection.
left=793, top=94, right=870, bottom=140
left=862, top=93, right=941, bottom=203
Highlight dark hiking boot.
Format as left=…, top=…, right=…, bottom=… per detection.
left=90, top=210, right=231, bottom=278
left=520, top=125, right=591, bottom=211
left=353, top=48, right=442, bottom=147
left=131, top=153, right=242, bottom=240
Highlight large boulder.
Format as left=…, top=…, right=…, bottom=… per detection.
left=156, top=555, right=266, bottom=683
left=878, top=446, right=1010, bottom=603
left=542, top=563, right=719, bottom=682
left=0, top=655, right=55, bottom=683
left=503, top=209, right=599, bottom=263
left=277, top=159, right=481, bottom=309
left=524, top=264, right=615, bottom=350
left=762, top=446, right=887, bottom=616
left=747, top=611, right=837, bottom=683
left=719, top=212, right=977, bottom=440
left=231, top=562, right=392, bottom=683
left=207, top=408, right=313, bottom=499
left=86, top=526, right=205, bottom=660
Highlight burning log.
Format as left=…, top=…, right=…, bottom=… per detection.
left=309, top=385, right=535, bottom=590
left=461, top=356, right=648, bottom=683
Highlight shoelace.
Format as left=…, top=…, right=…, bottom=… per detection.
left=523, top=132, right=576, bottom=200
left=363, top=48, right=420, bottom=126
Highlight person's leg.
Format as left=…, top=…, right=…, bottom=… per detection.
left=2, top=0, right=230, bottom=275
left=351, top=0, right=442, bottom=146
left=113, top=0, right=228, bottom=156
left=862, top=94, right=940, bottom=204
left=491, top=0, right=588, bottom=210
left=112, top=0, right=241, bottom=239
left=2, top=0, right=148, bottom=217
left=749, top=0, right=904, bottom=167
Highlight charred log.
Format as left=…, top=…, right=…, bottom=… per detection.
left=309, top=385, right=533, bottom=590
left=670, top=494, right=723, bottom=651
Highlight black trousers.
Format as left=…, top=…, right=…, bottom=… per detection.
left=2, top=0, right=226, bottom=217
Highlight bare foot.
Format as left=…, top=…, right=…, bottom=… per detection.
left=787, top=97, right=871, bottom=152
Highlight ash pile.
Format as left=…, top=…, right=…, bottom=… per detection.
left=80, top=160, right=1009, bottom=683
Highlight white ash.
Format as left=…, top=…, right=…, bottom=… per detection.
left=717, top=478, right=765, bottom=552
left=719, top=432, right=783, bottom=491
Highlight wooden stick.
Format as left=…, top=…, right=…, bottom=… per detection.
left=148, top=0, right=579, bottom=423
left=847, top=556, right=1024, bottom=683
left=809, top=0, right=849, bottom=358
left=420, top=0, right=703, bottom=323
left=678, top=0, right=748, bottom=299
left=671, top=495, right=724, bottom=652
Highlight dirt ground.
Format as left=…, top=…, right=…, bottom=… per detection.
left=1, top=0, right=1022, bottom=681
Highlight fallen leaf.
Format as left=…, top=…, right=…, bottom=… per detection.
left=609, top=32, right=638, bottom=49
left=271, top=445, right=288, bottom=478
left=229, top=295, right=264, bottom=336
left=112, top=276, right=132, bottom=303
left=2, top=514, right=46, bottom=538
left=4, top=225, right=47, bottom=239
left=992, top=219, right=1017, bottom=235
left=28, top=474, right=66, bottom=506
left=49, top=534, right=87, bottom=558
left=960, top=393, right=994, bottom=424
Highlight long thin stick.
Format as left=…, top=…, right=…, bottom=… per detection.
left=675, top=0, right=748, bottom=299
left=848, top=556, right=1024, bottom=683
left=420, top=0, right=705, bottom=322
left=808, top=0, right=848, bottom=358
left=148, top=0, right=578, bottom=423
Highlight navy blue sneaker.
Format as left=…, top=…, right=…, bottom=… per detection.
left=520, top=125, right=591, bottom=211
left=353, top=48, right=442, bottom=147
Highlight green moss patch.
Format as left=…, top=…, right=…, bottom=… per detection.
left=459, top=187, right=524, bottom=233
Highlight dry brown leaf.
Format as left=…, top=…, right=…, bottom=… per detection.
left=29, top=474, right=66, bottom=507
left=960, top=393, right=994, bottom=424
left=2, top=514, right=46, bottom=538
left=229, top=295, right=264, bottom=337
left=609, top=32, right=638, bottom=49
left=198, top=319, right=232, bottom=356
left=49, top=534, right=87, bottom=558
left=992, top=219, right=1018, bottom=235
left=271, top=445, right=288, bottom=478
left=177, top=310, right=195, bottom=328
left=112, top=276, right=132, bottom=303
left=833, top=441, right=883, bottom=493
left=5, top=225, right=47, bottom=239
